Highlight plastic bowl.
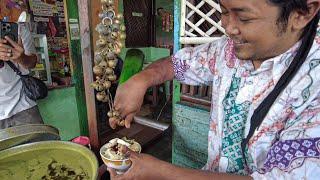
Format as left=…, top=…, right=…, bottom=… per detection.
left=99, top=141, right=141, bottom=174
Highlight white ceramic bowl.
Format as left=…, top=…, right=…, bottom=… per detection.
left=99, top=141, right=141, bottom=174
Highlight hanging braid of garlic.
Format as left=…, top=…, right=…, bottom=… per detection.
left=91, top=0, right=126, bottom=126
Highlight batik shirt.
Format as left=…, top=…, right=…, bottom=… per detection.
left=172, top=27, right=320, bottom=179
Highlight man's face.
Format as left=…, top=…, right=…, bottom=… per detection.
left=220, top=0, right=300, bottom=62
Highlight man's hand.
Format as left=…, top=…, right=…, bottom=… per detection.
left=0, top=36, right=24, bottom=63
left=109, top=57, right=175, bottom=129
left=109, top=75, right=148, bottom=129
left=108, top=152, right=253, bottom=180
left=108, top=152, right=163, bottom=180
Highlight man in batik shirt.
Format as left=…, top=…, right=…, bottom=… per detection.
left=108, top=0, right=320, bottom=179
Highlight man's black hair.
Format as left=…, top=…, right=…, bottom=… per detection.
left=268, top=0, right=316, bottom=34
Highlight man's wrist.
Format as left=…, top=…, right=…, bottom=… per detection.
left=155, top=159, right=175, bottom=180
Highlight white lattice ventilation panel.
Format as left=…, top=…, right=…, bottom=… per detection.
left=180, top=0, right=226, bottom=44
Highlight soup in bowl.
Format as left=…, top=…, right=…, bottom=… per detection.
left=99, top=137, right=141, bottom=174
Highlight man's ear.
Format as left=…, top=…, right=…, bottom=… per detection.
left=290, top=0, right=319, bottom=31
left=307, top=0, right=320, bottom=18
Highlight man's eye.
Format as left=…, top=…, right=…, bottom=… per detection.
left=239, top=18, right=252, bottom=23
left=221, top=11, right=229, bottom=16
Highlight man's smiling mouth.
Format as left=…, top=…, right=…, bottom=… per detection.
left=232, top=39, right=248, bottom=46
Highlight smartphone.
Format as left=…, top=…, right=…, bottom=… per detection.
left=0, top=21, right=18, bottom=43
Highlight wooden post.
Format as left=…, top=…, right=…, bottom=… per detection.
left=64, top=0, right=89, bottom=137
left=78, top=0, right=100, bottom=152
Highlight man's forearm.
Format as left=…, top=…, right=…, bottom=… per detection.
left=157, top=160, right=252, bottom=180
left=133, top=56, right=175, bottom=88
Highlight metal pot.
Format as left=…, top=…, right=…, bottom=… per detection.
left=0, top=141, right=98, bottom=180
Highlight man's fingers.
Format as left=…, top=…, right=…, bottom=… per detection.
left=18, top=37, right=22, bottom=46
left=109, top=117, right=118, bottom=129
left=113, top=99, right=123, bottom=113
left=107, top=167, right=117, bottom=178
left=124, top=113, right=135, bottom=128
left=0, top=57, right=9, bottom=61
left=4, top=36, right=19, bottom=49
left=114, top=103, right=122, bottom=113
left=0, top=52, right=11, bottom=60
left=0, top=39, right=7, bottom=44
left=0, top=43, right=12, bottom=50
left=11, top=48, right=22, bottom=58
left=128, top=151, right=140, bottom=161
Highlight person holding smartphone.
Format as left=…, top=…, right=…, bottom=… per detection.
left=0, top=12, right=43, bottom=129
